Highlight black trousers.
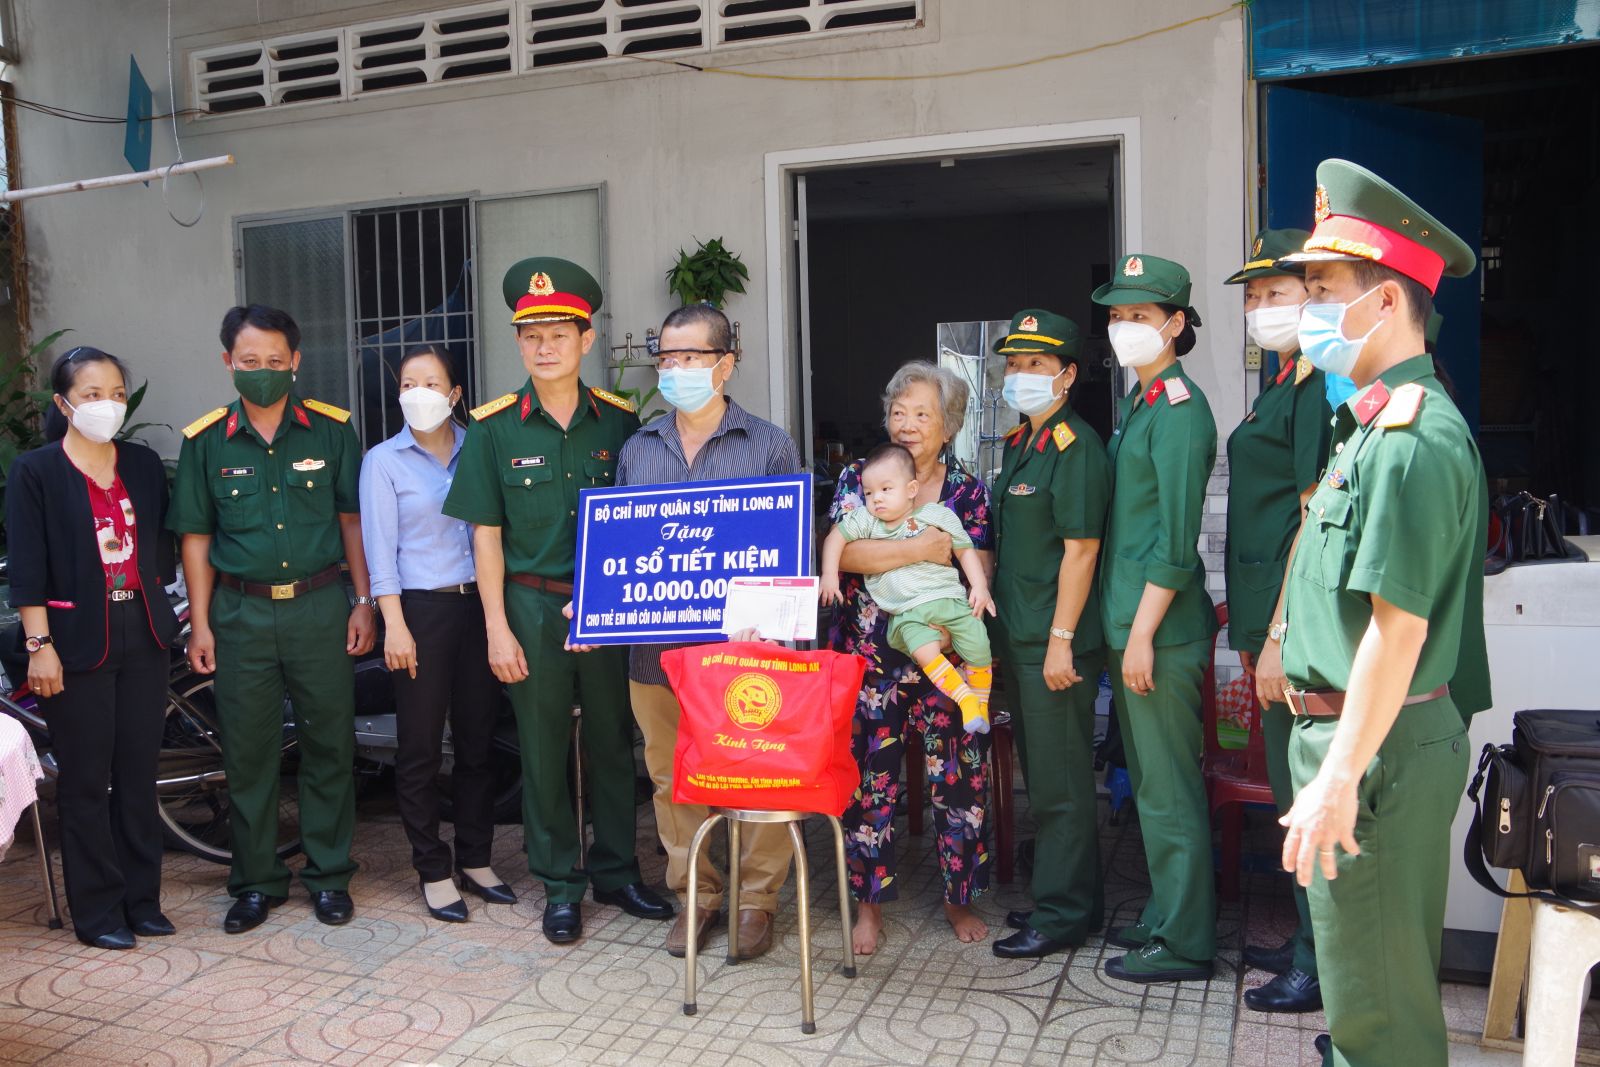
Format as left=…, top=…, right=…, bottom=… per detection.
left=39, top=597, right=168, bottom=938
left=393, top=589, right=500, bottom=881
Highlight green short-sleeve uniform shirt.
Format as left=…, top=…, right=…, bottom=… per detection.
left=991, top=402, right=1110, bottom=660
left=1101, top=366, right=1220, bottom=650
left=1281, top=355, right=1491, bottom=720
left=168, top=397, right=361, bottom=583
left=442, top=380, right=638, bottom=580
left=1224, top=355, right=1333, bottom=654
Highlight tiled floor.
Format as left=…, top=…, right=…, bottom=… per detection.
left=0, top=774, right=1589, bottom=1065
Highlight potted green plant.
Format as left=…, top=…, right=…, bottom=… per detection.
left=665, top=237, right=749, bottom=309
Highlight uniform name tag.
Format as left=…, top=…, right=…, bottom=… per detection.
left=511, top=456, right=545, bottom=469
left=292, top=458, right=326, bottom=472
left=220, top=466, right=254, bottom=477
left=1008, top=484, right=1037, bottom=496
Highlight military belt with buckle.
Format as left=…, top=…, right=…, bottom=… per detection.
left=1283, top=683, right=1451, bottom=719
left=217, top=564, right=343, bottom=601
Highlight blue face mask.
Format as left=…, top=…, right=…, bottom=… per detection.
left=1297, top=285, right=1384, bottom=379
left=657, top=363, right=721, bottom=413
left=1001, top=370, right=1065, bottom=417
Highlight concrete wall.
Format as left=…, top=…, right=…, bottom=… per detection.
left=9, top=0, right=1251, bottom=459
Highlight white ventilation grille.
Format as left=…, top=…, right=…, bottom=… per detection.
left=191, top=0, right=921, bottom=115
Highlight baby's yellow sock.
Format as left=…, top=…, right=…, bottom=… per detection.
left=962, top=664, right=993, bottom=735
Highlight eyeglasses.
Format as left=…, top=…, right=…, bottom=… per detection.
left=654, top=349, right=726, bottom=370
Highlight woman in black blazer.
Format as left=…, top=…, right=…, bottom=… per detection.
left=7, top=347, right=180, bottom=949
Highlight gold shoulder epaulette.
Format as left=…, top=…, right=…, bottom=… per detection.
left=1294, top=355, right=1314, bottom=386
left=590, top=387, right=635, bottom=413
left=470, top=393, right=518, bottom=421
left=181, top=407, right=228, bottom=439
left=302, top=398, right=352, bottom=423
left=1052, top=423, right=1077, bottom=451
left=1377, top=382, right=1426, bottom=429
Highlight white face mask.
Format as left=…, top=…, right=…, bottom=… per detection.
left=1107, top=314, right=1174, bottom=368
left=1245, top=304, right=1302, bottom=353
left=63, top=398, right=127, bottom=444
left=398, top=387, right=454, bottom=433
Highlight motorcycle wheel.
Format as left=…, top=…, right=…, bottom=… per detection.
left=157, top=669, right=304, bottom=864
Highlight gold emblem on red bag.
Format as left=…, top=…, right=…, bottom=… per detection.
left=725, top=673, right=782, bottom=730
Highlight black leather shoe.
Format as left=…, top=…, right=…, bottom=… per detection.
left=992, top=924, right=1081, bottom=959
left=129, top=914, right=175, bottom=937
left=1005, top=909, right=1032, bottom=930
left=457, top=867, right=517, bottom=905
left=593, top=882, right=673, bottom=921
left=311, top=890, right=355, bottom=926
left=77, top=927, right=136, bottom=950
left=1314, top=1033, right=1331, bottom=1059
left=1245, top=968, right=1323, bottom=1014
left=543, top=901, right=582, bottom=944
left=1241, top=936, right=1295, bottom=975
left=224, top=892, right=286, bottom=934
left=421, top=878, right=468, bottom=924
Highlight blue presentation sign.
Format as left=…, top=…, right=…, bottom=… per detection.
left=570, top=474, right=813, bottom=645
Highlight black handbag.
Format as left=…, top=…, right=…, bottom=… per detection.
left=1486, top=492, right=1570, bottom=574
left=1464, top=709, right=1600, bottom=905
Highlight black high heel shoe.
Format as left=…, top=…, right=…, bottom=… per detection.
left=456, top=866, right=516, bottom=905
left=421, top=876, right=468, bottom=923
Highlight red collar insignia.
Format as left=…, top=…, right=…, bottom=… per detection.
left=1275, top=358, right=1295, bottom=386
left=1005, top=424, right=1025, bottom=447
left=1034, top=427, right=1050, bottom=453
left=293, top=404, right=311, bottom=429
left=1143, top=379, right=1166, bottom=407
left=224, top=410, right=240, bottom=438
left=519, top=393, right=533, bottom=421
left=1353, top=380, right=1391, bottom=426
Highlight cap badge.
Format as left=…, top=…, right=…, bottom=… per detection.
left=1251, top=236, right=1263, bottom=256
left=1314, top=185, right=1331, bottom=224
left=529, top=272, right=555, bottom=297
left=1123, top=256, right=1144, bottom=277
left=1019, top=314, right=1039, bottom=332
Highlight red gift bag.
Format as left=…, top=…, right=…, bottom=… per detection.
left=662, top=642, right=867, bottom=816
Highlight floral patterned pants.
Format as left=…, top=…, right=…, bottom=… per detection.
left=843, top=659, right=991, bottom=905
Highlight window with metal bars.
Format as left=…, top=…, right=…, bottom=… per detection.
left=352, top=202, right=476, bottom=451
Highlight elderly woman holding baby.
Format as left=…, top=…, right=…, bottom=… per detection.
left=826, top=362, right=994, bottom=956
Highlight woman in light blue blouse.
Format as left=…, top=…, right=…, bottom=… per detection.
left=360, top=345, right=511, bottom=922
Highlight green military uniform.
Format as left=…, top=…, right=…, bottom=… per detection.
left=1094, top=255, right=1220, bottom=977
left=168, top=396, right=362, bottom=898
left=442, top=258, right=645, bottom=905
left=1278, top=160, right=1491, bottom=1067
left=1223, top=227, right=1331, bottom=983
left=988, top=309, right=1112, bottom=946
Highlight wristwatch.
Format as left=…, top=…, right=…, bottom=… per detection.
left=24, top=634, right=53, bottom=653
left=1268, top=621, right=1288, bottom=643
left=1049, top=626, right=1075, bottom=642
left=352, top=595, right=376, bottom=609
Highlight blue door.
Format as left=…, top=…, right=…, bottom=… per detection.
left=1263, top=85, right=1484, bottom=431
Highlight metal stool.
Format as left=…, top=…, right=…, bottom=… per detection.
left=682, top=808, right=856, bottom=1034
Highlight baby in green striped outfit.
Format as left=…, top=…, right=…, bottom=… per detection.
left=820, top=443, right=996, bottom=734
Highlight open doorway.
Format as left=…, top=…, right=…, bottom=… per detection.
left=799, top=144, right=1119, bottom=488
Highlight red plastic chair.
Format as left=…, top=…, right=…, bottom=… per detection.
left=1201, top=602, right=1278, bottom=902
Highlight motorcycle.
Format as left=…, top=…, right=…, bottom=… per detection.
left=0, top=560, right=525, bottom=866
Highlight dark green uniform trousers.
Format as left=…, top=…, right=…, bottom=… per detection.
left=1262, top=700, right=1317, bottom=976
left=505, top=583, right=641, bottom=903
left=1109, top=636, right=1215, bottom=962
left=212, top=583, right=357, bottom=898
left=1290, top=695, right=1468, bottom=1067
left=1002, top=650, right=1105, bottom=941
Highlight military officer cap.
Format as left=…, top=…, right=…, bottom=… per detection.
left=1091, top=253, right=1201, bottom=325
left=1224, top=228, right=1311, bottom=285
left=502, top=256, right=604, bottom=326
left=1277, top=158, right=1475, bottom=294
left=993, top=308, right=1081, bottom=365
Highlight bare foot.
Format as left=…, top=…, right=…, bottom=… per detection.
left=945, top=902, right=989, bottom=943
left=852, top=902, right=885, bottom=955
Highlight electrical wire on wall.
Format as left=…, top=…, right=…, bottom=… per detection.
left=162, top=0, right=203, bottom=227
